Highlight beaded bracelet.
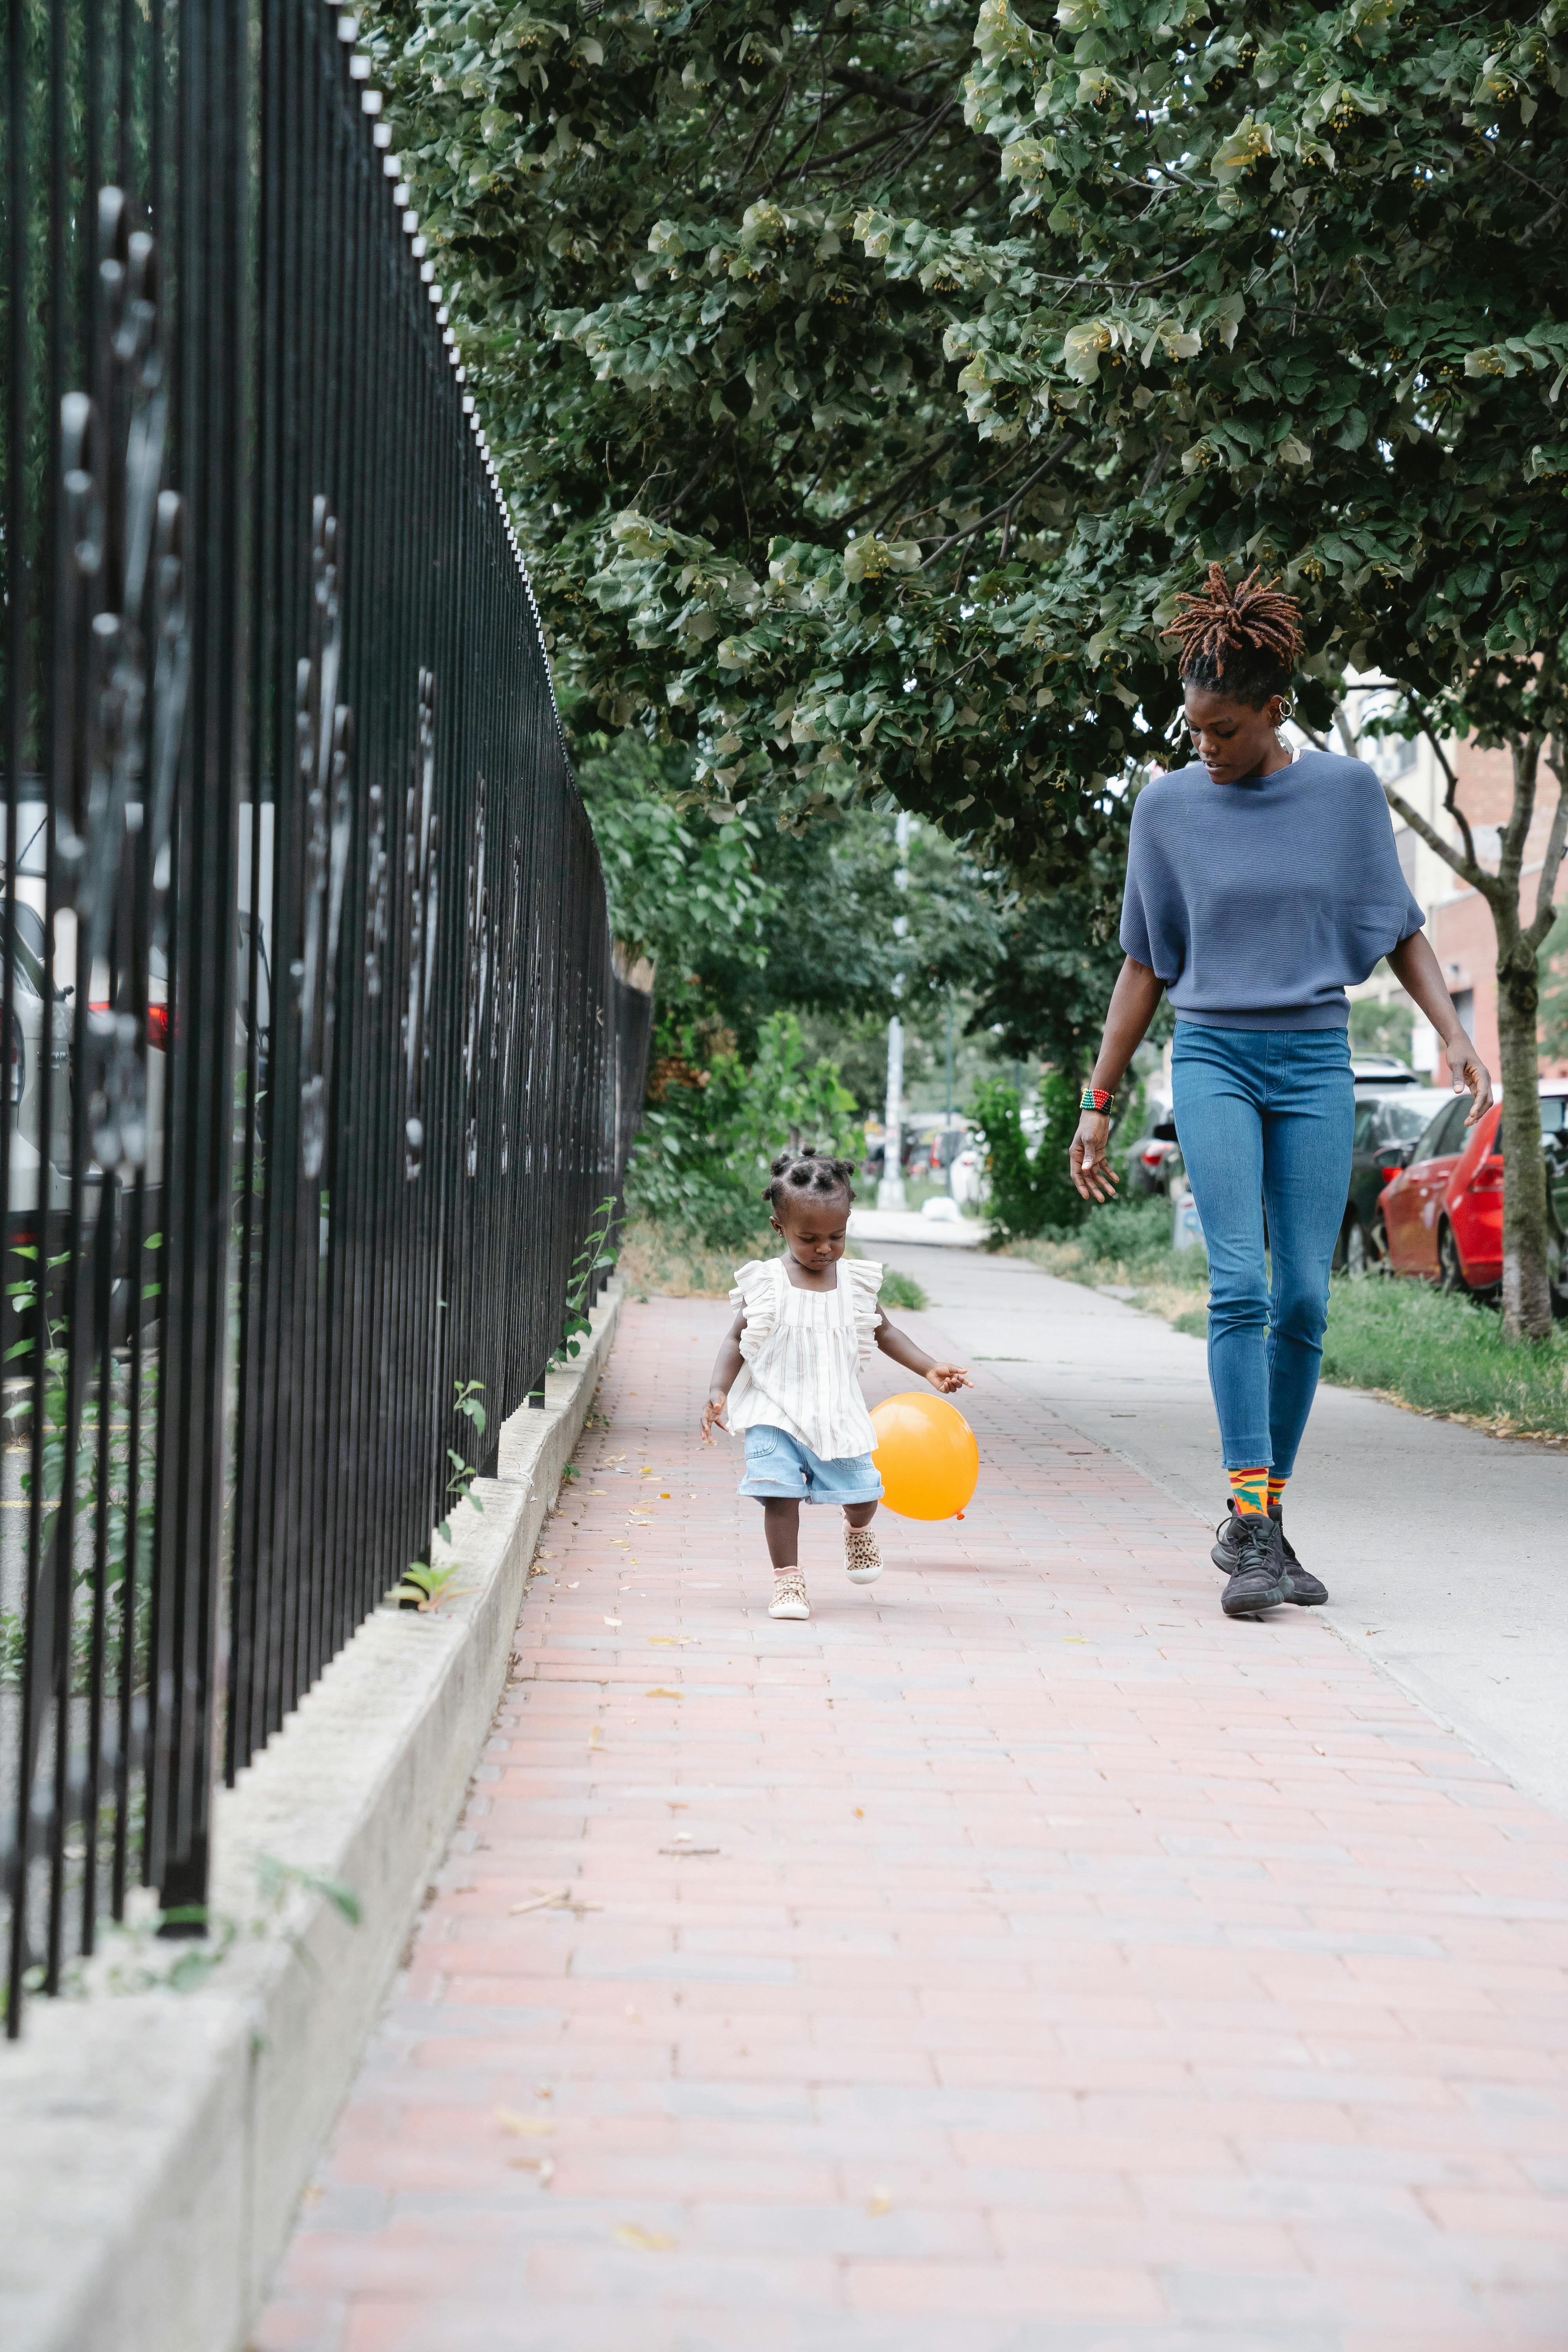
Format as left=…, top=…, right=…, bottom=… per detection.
left=1080, top=1085, right=1115, bottom=1115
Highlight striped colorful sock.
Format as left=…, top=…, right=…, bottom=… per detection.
left=1267, top=1475, right=1287, bottom=1513
left=1228, top=1467, right=1269, bottom=1518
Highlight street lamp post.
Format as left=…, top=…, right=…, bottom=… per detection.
left=878, top=811, right=912, bottom=1210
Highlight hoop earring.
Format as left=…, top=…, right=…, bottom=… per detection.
left=1276, top=697, right=1294, bottom=722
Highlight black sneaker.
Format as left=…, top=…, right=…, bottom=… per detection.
left=1211, top=1504, right=1290, bottom=1617
left=1269, top=1504, right=1328, bottom=1606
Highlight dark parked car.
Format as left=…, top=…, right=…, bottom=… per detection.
left=1335, top=1084, right=1453, bottom=1275
left=1125, top=1118, right=1182, bottom=1197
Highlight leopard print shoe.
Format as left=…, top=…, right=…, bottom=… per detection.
left=844, top=1524, right=883, bottom=1585
left=768, top=1571, right=810, bottom=1620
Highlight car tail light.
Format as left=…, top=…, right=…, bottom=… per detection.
left=1140, top=1144, right=1165, bottom=1167
left=1468, top=1155, right=1503, bottom=1192
left=1377, top=1164, right=1403, bottom=1184
left=90, top=1001, right=169, bottom=1049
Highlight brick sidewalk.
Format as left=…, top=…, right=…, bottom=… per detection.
left=257, top=1293, right=1568, bottom=2352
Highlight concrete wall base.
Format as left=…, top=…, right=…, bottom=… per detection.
left=0, top=1283, right=621, bottom=2352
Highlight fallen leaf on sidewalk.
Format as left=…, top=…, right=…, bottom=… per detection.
left=496, top=2109, right=555, bottom=2136
left=509, top=2155, right=555, bottom=2183
left=867, top=2188, right=893, bottom=2218
left=647, top=1635, right=695, bottom=1646
left=604, top=1616, right=622, bottom=1628
left=659, top=1845, right=720, bottom=1856
left=588, top=1726, right=604, bottom=1749
left=1061, top=1636, right=1088, bottom=1644
left=646, top=1687, right=683, bottom=1700
left=508, top=1890, right=570, bottom=1915
left=613, top=2224, right=675, bottom=2252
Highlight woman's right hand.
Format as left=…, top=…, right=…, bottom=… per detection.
left=1069, top=1111, right=1119, bottom=1205
left=699, top=1392, right=728, bottom=1443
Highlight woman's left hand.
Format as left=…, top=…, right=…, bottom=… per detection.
left=1070, top=1111, right=1119, bottom=1203
left=1445, top=1034, right=1494, bottom=1126
left=924, top=1363, right=973, bottom=1394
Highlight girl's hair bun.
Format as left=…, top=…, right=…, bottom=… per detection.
left=763, top=1147, right=857, bottom=1211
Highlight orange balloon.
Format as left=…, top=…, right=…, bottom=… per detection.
left=870, top=1390, right=979, bottom=1521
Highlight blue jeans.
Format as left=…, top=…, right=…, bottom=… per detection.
left=1172, top=1024, right=1353, bottom=1478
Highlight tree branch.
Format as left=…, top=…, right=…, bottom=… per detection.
left=899, top=438, right=1047, bottom=530
left=828, top=63, right=949, bottom=118
left=856, top=97, right=960, bottom=185
left=754, top=84, right=857, bottom=194
left=1382, top=782, right=1492, bottom=900
left=917, top=445, right=1065, bottom=564
left=943, top=159, right=1001, bottom=220
left=1497, top=733, right=1541, bottom=901
left=831, top=438, right=953, bottom=536
left=1423, top=726, right=1480, bottom=875
left=789, top=116, right=920, bottom=177
left=656, top=440, right=723, bottom=521
left=740, top=74, right=796, bottom=178
left=1528, top=737, right=1568, bottom=950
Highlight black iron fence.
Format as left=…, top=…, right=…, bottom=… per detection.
left=0, top=0, right=647, bottom=2033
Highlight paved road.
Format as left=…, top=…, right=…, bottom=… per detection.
left=871, top=1244, right=1568, bottom=1824
left=258, top=1293, right=1568, bottom=2352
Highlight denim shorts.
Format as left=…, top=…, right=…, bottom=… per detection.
left=737, top=1423, right=884, bottom=1506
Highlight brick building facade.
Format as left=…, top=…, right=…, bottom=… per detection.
left=1342, top=712, right=1568, bottom=1084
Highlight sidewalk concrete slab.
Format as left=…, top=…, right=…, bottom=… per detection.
left=256, top=1291, right=1568, bottom=2352
left=848, top=1209, right=990, bottom=1250
left=873, top=1243, right=1568, bottom=1824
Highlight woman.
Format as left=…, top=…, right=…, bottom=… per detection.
left=1070, top=566, right=1491, bottom=1619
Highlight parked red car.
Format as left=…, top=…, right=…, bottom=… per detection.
left=1375, top=1080, right=1568, bottom=1303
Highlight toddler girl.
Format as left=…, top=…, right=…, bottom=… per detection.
left=699, top=1149, right=971, bottom=1619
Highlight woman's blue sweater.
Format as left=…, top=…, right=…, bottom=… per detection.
left=1118, top=748, right=1425, bottom=1032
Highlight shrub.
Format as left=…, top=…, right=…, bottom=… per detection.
left=878, top=1266, right=929, bottom=1311
left=970, top=1073, right=1084, bottom=1243
left=625, top=1010, right=858, bottom=1249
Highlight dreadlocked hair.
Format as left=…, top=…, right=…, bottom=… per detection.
left=763, top=1148, right=857, bottom=1215
left=1162, top=562, right=1306, bottom=708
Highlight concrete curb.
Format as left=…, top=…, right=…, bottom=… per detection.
left=0, top=1282, right=621, bottom=2352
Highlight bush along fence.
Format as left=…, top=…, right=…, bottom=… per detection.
left=0, top=0, right=650, bottom=2034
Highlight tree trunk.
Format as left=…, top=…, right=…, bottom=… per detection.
left=1495, top=922, right=1553, bottom=1340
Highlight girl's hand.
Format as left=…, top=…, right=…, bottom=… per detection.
left=1070, top=1110, right=1119, bottom=1204
left=924, top=1363, right=972, bottom=1394
left=699, top=1392, right=729, bottom=1442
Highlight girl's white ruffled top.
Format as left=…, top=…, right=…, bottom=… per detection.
left=726, top=1256, right=885, bottom=1461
